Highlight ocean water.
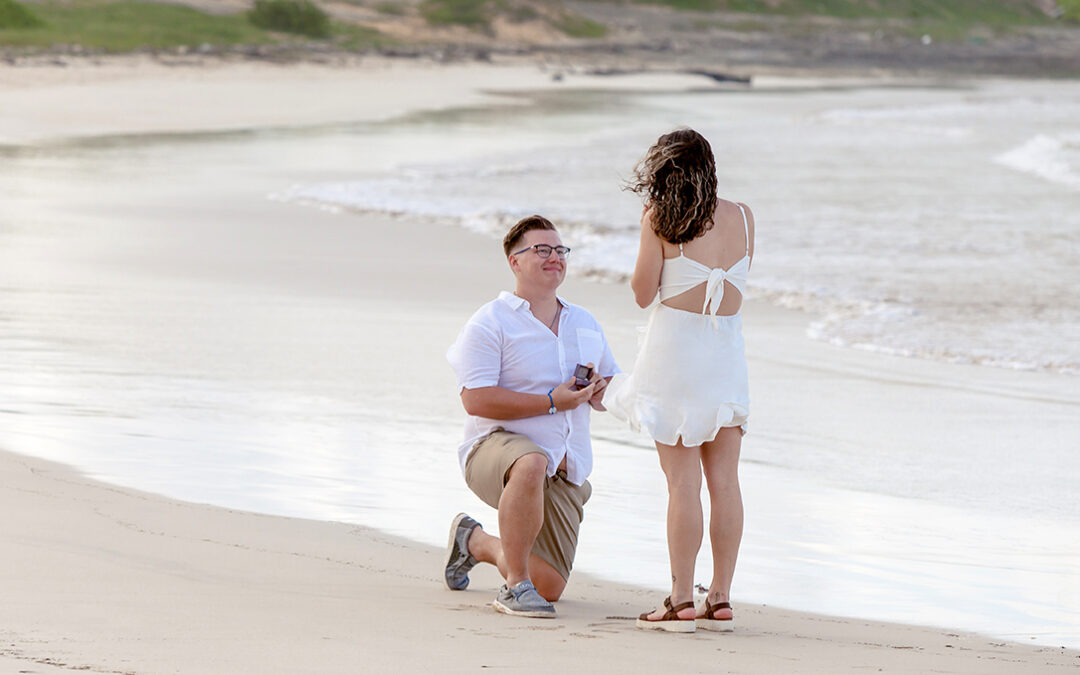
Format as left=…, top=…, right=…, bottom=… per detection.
left=2, top=76, right=1078, bottom=648
left=287, top=79, right=1080, bottom=375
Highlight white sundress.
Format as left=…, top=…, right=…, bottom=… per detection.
left=606, top=204, right=751, bottom=446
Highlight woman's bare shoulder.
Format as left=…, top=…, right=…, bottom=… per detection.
left=712, top=198, right=753, bottom=224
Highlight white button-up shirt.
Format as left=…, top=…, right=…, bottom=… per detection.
left=447, top=291, right=620, bottom=485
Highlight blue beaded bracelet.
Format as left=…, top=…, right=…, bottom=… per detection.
left=547, top=388, right=556, bottom=414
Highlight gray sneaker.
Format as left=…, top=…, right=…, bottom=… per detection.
left=492, top=580, right=557, bottom=618
left=444, top=513, right=480, bottom=590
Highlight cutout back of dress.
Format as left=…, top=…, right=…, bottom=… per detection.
left=658, top=203, right=751, bottom=315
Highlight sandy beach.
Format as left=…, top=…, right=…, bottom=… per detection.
left=2, top=446, right=1077, bottom=675
left=0, top=55, right=732, bottom=145
left=2, top=58, right=1079, bottom=673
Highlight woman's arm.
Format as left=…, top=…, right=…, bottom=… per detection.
left=630, top=207, right=664, bottom=308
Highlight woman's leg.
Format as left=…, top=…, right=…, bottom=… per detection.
left=699, top=427, right=743, bottom=619
left=643, top=440, right=702, bottom=621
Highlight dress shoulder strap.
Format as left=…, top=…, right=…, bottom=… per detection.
left=735, top=203, right=750, bottom=255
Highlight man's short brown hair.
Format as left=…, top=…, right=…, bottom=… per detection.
left=503, top=215, right=556, bottom=257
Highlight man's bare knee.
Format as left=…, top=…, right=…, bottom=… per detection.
left=506, top=452, right=547, bottom=486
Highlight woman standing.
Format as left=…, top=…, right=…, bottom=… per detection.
left=606, top=128, right=754, bottom=633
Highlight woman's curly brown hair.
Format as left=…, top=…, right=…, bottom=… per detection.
left=627, top=128, right=718, bottom=244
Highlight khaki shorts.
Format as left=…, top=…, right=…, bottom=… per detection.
left=464, top=429, right=592, bottom=581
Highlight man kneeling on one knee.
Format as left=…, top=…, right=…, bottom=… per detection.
left=444, top=215, right=619, bottom=618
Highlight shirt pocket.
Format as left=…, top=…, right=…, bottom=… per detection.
left=575, top=327, right=603, bottom=368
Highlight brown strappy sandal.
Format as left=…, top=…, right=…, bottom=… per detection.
left=696, top=598, right=734, bottom=632
left=635, top=596, right=696, bottom=633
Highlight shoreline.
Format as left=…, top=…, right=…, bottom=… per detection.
left=0, top=55, right=779, bottom=145
left=2, top=55, right=1074, bottom=149
left=3, top=446, right=1077, bottom=674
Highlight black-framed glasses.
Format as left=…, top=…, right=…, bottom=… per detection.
left=512, top=244, right=572, bottom=260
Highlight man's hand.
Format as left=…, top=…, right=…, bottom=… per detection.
left=551, top=375, right=596, bottom=412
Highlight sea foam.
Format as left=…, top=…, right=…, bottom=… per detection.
left=995, top=133, right=1080, bottom=191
